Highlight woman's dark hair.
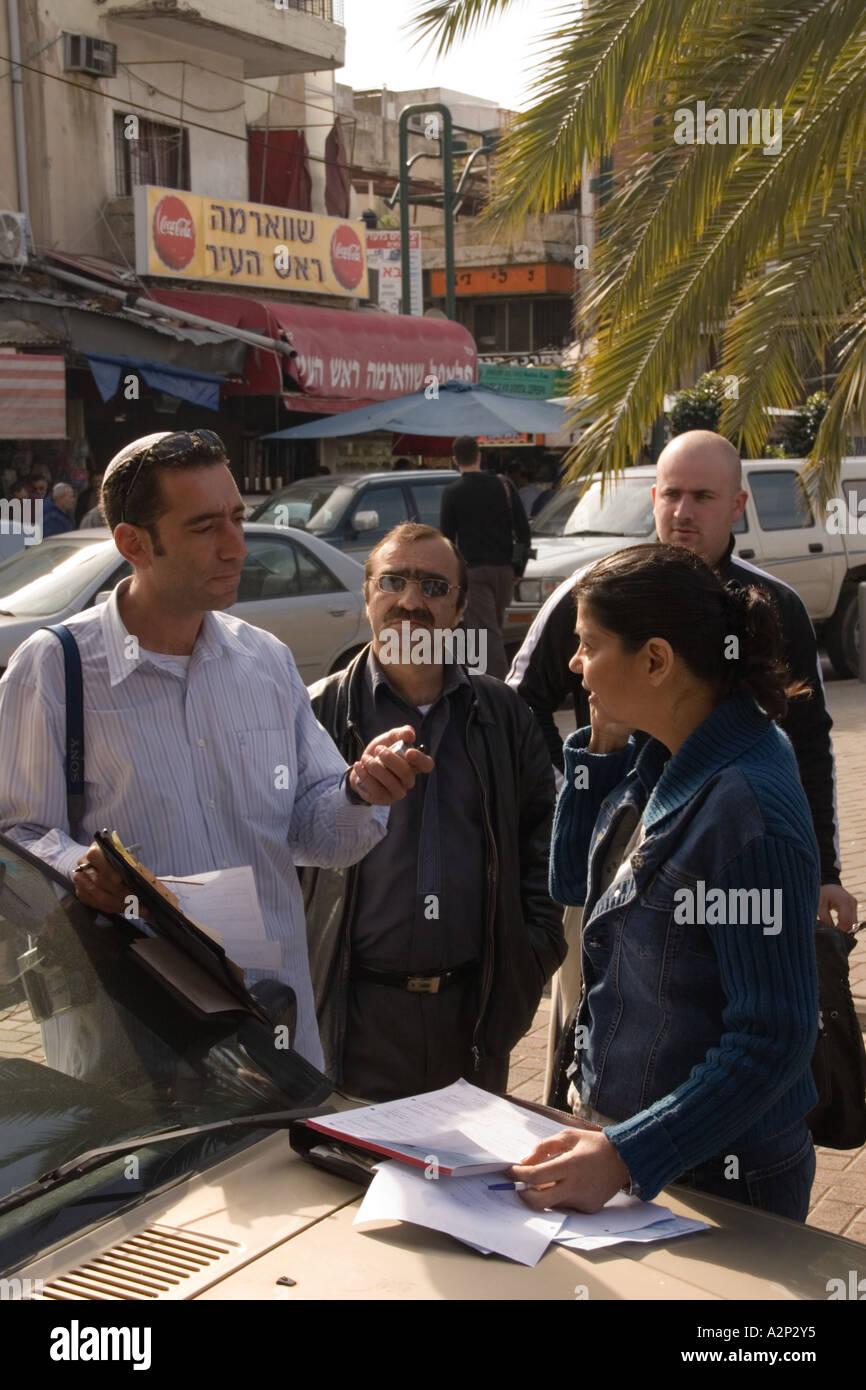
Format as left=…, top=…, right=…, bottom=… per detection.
left=574, top=543, right=808, bottom=722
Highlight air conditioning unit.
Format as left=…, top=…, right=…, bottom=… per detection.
left=0, top=211, right=29, bottom=267
left=61, top=32, right=117, bottom=79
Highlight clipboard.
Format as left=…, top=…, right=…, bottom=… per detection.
left=95, top=830, right=269, bottom=1025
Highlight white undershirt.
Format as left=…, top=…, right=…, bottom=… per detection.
left=138, top=647, right=192, bottom=679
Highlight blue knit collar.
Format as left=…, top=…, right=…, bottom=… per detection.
left=638, top=696, right=772, bottom=829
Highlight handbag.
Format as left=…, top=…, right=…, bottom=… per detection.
left=498, top=475, right=532, bottom=577
left=807, top=921, right=866, bottom=1150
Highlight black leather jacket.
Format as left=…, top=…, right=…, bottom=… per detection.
left=300, top=647, right=566, bottom=1086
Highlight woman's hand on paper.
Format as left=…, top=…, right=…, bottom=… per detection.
left=510, top=1127, right=633, bottom=1214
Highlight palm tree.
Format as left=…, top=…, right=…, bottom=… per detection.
left=410, top=0, right=866, bottom=500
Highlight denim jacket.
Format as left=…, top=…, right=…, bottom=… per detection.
left=551, top=696, right=820, bottom=1201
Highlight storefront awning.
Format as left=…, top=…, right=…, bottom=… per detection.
left=0, top=352, right=67, bottom=439
left=86, top=354, right=223, bottom=411
left=147, top=289, right=477, bottom=410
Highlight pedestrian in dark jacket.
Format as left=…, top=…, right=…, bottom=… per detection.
left=440, top=435, right=530, bottom=679
left=513, top=544, right=820, bottom=1220
left=301, top=522, right=565, bottom=1100
left=508, top=431, right=856, bottom=931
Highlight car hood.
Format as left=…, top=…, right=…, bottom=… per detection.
left=525, top=533, right=652, bottom=580
left=0, top=615, right=53, bottom=667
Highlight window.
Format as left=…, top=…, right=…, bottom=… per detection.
left=410, top=481, right=450, bottom=527
left=533, top=298, right=573, bottom=349
left=351, top=486, right=408, bottom=534
left=841, top=478, right=866, bottom=526
left=236, top=537, right=298, bottom=602
left=114, top=113, right=190, bottom=196
left=508, top=300, right=531, bottom=352
left=294, top=542, right=340, bottom=595
left=748, top=470, right=814, bottom=531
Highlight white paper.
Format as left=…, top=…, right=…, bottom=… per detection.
left=163, top=866, right=283, bottom=971
left=555, top=1214, right=709, bottom=1251
left=355, top=1161, right=566, bottom=1266
left=555, top=1191, right=675, bottom=1238
left=311, top=1078, right=574, bottom=1173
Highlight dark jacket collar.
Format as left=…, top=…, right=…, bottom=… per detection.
left=333, top=642, right=494, bottom=732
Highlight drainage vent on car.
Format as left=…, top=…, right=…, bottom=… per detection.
left=34, top=1225, right=244, bottom=1300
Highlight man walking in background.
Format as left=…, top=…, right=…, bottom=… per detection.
left=440, top=435, right=530, bottom=679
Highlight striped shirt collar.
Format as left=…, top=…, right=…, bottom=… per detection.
left=102, top=578, right=248, bottom=686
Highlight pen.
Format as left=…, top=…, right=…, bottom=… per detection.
left=487, top=1181, right=529, bottom=1192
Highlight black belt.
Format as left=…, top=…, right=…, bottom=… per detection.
left=350, top=960, right=478, bottom=994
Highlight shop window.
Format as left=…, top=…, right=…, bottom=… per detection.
left=508, top=300, right=531, bottom=352
left=533, top=299, right=573, bottom=349
left=114, top=113, right=190, bottom=196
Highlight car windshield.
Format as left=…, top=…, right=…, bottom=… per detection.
left=532, top=476, right=656, bottom=537
left=251, top=480, right=355, bottom=534
left=0, top=836, right=330, bottom=1271
left=0, top=541, right=118, bottom=617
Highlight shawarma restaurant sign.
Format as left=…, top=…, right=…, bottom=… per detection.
left=134, top=185, right=369, bottom=299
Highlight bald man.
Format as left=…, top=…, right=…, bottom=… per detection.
left=509, top=430, right=856, bottom=1096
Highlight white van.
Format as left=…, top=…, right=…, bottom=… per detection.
left=506, top=458, right=866, bottom=676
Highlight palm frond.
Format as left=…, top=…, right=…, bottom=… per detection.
left=407, top=0, right=524, bottom=57
left=805, top=307, right=866, bottom=504
left=719, top=164, right=866, bottom=454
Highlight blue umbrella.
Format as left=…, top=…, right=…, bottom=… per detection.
left=264, top=379, right=568, bottom=439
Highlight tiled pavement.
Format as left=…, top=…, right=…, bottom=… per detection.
left=507, top=676, right=866, bottom=1242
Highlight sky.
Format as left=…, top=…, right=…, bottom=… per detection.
left=340, top=0, right=567, bottom=111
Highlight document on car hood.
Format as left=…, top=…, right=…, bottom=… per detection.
left=554, top=1200, right=710, bottom=1250
left=307, top=1078, right=575, bottom=1175
left=355, top=1161, right=566, bottom=1266
left=162, top=866, right=283, bottom=971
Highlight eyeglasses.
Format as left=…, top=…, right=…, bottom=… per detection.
left=120, top=430, right=227, bottom=524
left=376, top=573, right=459, bottom=599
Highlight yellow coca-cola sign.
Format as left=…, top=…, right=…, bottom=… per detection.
left=134, top=185, right=369, bottom=299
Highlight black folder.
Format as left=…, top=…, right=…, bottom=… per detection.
left=94, top=830, right=269, bottom=1025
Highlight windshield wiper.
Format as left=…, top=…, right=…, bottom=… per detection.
left=0, top=1104, right=331, bottom=1219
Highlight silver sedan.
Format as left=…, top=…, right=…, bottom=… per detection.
left=0, top=525, right=371, bottom=683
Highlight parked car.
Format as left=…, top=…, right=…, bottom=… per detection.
left=0, top=831, right=862, bottom=1303
left=0, top=525, right=371, bottom=684
left=506, top=459, right=866, bottom=676
left=249, top=469, right=458, bottom=557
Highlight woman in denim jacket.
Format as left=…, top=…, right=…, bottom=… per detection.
left=513, top=544, right=820, bottom=1221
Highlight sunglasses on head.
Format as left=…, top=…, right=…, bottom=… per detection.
left=120, top=429, right=227, bottom=524
left=376, top=572, right=459, bottom=599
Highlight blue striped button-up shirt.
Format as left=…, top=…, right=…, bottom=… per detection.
left=0, top=583, right=388, bottom=1067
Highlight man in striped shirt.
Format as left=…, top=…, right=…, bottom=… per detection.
left=0, top=430, right=431, bottom=1069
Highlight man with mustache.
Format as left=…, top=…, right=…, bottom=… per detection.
left=301, top=522, right=565, bottom=1100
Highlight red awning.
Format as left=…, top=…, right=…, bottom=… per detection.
left=147, top=289, right=477, bottom=411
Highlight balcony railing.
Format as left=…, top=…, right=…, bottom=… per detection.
left=278, top=0, right=345, bottom=23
